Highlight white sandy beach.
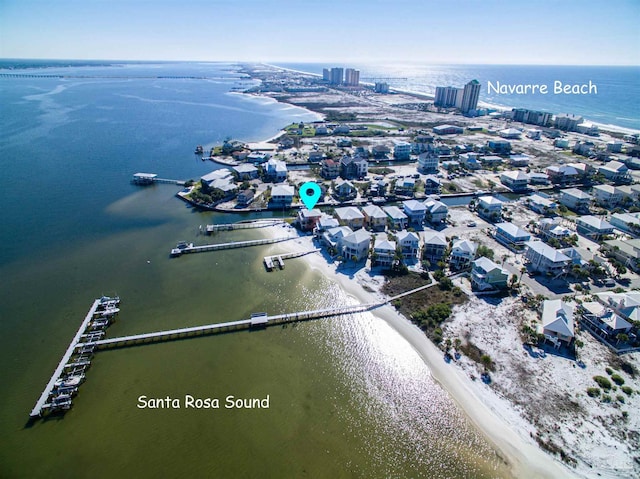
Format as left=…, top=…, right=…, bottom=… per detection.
left=262, top=225, right=579, bottom=479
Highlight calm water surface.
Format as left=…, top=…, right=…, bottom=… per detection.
left=0, top=62, right=511, bottom=478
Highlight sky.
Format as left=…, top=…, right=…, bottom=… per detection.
left=1, top=0, right=638, bottom=65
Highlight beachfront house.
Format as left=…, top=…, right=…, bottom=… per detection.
left=500, top=171, right=529, bottom=192
left=269, top=184, right=295, bottom=209
left=383, top=206, right=409, bottom=230
left=450, top=239, right=477, bottom=271
left=322, top=226, right=353, bottom=251
left=591, top=185, right=622, bottom=208
left=362, top=204, right=388, bottom=232
left=494, top=222, right=531, bottom=251
left=423, top=232, right=448, bottom=263
left=539, top=300, right=575, bottom=347
left=315, top=215, right=340, bottom=234
left=342, top=229, right=372, bottom=262
left=524, top=241, right=571, bottom=277
left=424, top=199, right=448, bottom=224
left=580, top=300, right=633, bottom=344
left=575, top=216, right=614, bottom=241
left=396, top=230, right=420, bottom=260
left=373, top=238, right=397, bottom=267
left=558, top=188, right=592, bottom=213
left=471, top=257, right=509, bottom=291
left=298, top=208, right=323, bottom=232
left=476, top=196, right=504, bottom=223
left=402, top=200, right=427, bottom=225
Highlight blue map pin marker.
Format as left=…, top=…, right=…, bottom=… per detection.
left=299, top=181, right=322, bottom=210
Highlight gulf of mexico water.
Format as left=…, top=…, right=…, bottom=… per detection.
left=277, top=62, right=640, bottom=131
left=0, top=61, right=510, bottom=478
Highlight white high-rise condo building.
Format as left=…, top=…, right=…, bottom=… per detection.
left=460, top=80, right=481, bottom=114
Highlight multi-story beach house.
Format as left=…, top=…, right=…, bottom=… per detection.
left=575, top=216, right=614, bottom=241
left=342, top=229, right=372, bottom=262
left=373, top=238, right=396, bottom=267
left=361, top=205, right=387, bottom=232
left=528, top=172, right=550, bottom=185
left=269, top=184, right=294, bottom=208
left=320, top=159, right=340, bottom=179
left=601, top=238, right=640, bottom=272
left=340, top=155, right=368, bottom=180
left=315, top=215, right=340, bottom=234
left=524, top=241, right=571, bottom=277
left=424, top=199, right=448, bottom=224
left=371, top=144, right=391, bottom=159
left=393, top=140, right=412, bottom=160
left=334, top=206, right=365, bottom=230
left=297, top=208, right=323, bottom=232
left=487, top=140, right=511, bottom=154
left=500, top=171, right=529, bottom=192
left=609, top=213, right=640, bottom=235
left=333, top=179, right=357, bottom=201
left=396, top=231, right=420, bottom=261
left=470, top=257, right=509, bottom=291
left=537, top=218, right=572, bottom=243
left=265, top=158, right=288, bottom=182
left=403, top=200, right=427, bottom=225
left=546, top=165, right=579, bottom=185
left=558, top=188, right=592, bottom=213
left=321, top=226, right=353, bottom=251
left=494, top=222, right=531, bottom=251
left=423, top=232, right=448, bottom=263
left=423, top=176, right=442, bottom=195
left=450, top=239, right=477, bottom=271
left=598, top=161, right=632, bottom=184
left=580, top=296, right=634, bottom=345
left=591, top=185, right=622, bottom=208
left=476, top=196, right=503, bottom=222
left=540, top=300, right=575, bottom=347
left=526, top=194, right=557, bottom=215
left=232, top=163, right=259, bottom=180
left=509, top=153, right=531, bottom=167
left=417, top=153, right=439, bottom=173
left=395, top=177, right=416, bottom=196
left=237, top=189, right=255, bottom=207
left=383, top=206, right=408, bottom=230
left=480, top=155, right=503, bottom=167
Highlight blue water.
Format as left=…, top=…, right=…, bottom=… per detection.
left=0, top=61, right=318, bottom=265
left=276, top=63, right=640, bottom=131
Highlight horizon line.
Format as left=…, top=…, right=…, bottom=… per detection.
left=1, top=57, right=639, bottom=68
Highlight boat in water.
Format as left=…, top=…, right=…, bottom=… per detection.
left=195, top=145, right=204, bottom=154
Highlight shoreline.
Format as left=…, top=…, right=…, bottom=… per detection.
left=261, top=226, right=577, bottom=479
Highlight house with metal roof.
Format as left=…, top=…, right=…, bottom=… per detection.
left=540, top=300, right=575, bottom=346
left=373, top=238, right=397, bottom=267
left=270, top=184, right=295, bottom=208
left=396, top=231, right=420, bottom=260
left=450, top=239, right=477, bottom=270
left=362, top=204, right=387, bottom=232
left=526, top=194, right=557, bottom=214
left=334, top=206, right=365, bottom=230
left=500, top=170, right=530, bottom=192
left=383, top=206, right=408, bottom=230
left=575, top=215, right=614, bottom=241
left=402, top=200, right=427, bottom=225
left=591, top=184, right=622, bottom=208
left=494, top=222, right=531, bottom=251
left=342, top=229, right=372, bottom=262
left=558, top=188, right=592, bottom=213
left=598, top=161, right=632, bottom=184
left=471, top=257, right=509, bottom=291
left=476, top=196, right=504, bottom=222
left=524, top=241, right=571, bottom=277
left=297, top=208, right=323, bottom=231
left=422, top=232, right=448, bottom=262
left=424, top=199, right=448, bottom=224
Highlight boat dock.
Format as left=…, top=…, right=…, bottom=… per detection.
left=264, top=249, right=321, bottom=271
left=29, top=297, right=119, bottom=418
left=205, top=219, right=286, bottom=234
left=132, top=173, right=186, bottom=186
left=170, top=236, right=294, bottom=257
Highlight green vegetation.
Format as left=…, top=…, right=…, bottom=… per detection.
left=621, top=385, right=633, bottom=395
left=326, top=112, right=357, bottom=122
left=602, top=394, right=612, bottom=403
left=593, top=375, right=612, bottom=390
left=369, top=167, right=395, bottom=175
left=476, top=245, right=494, bottom=261
left=611, top=374, right=625, bottom=386
left=586, top=387, right=600, bottom=398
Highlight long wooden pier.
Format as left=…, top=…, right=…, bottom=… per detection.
left=29, top=299, right=117, bottom=418
left=81, top=303, right=378, bottom=350
left=170, top=236, right=294, bottom=257
left=205, top=219, right=286, bottom=234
